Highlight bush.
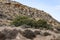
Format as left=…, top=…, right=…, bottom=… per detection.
left=11, top=16, right=28, bottom=26
left=11, top=15, right=52, bottom=29
left=0, top=31, right=5, bottom=39
left=43, top=32, right=51, bottom=36
left=36, top=19, right=52, bottom=29
left=11, top=15, right=36, bottom=27
left=34, top=30, right=40, bottom=35
left=23, top=30, right=36, bottom=39
left=2, top=29, right=18, bottom=39
left=36, top=19, right=47, bottom=28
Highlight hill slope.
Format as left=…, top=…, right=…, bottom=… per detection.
left=0, top=0, right=60, bottom=27
left=0, top=0, right=60, bottom=40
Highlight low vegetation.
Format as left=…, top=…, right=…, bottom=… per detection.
left=11, top=15, right=52, bottom=29
left=23, top=30, right=36, bottom=39
left=43, top=32, right=51, bottom=36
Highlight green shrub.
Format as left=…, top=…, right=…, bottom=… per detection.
left=11, top=15, right=36, bottom=27
left=11, top=16, right=28, bottom=26
left=11, top=15, right=52, bottom=29
left=37, top=19, right=47, bottom=28
left=36, top=19, right=52, bottom=29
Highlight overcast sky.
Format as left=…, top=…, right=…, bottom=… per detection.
left=14, top=0, right=60, bottom=22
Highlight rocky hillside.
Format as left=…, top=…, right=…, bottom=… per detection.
left=0, top=0, right=60, bottom=27
left=0, top=0, right=60, bottom=40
